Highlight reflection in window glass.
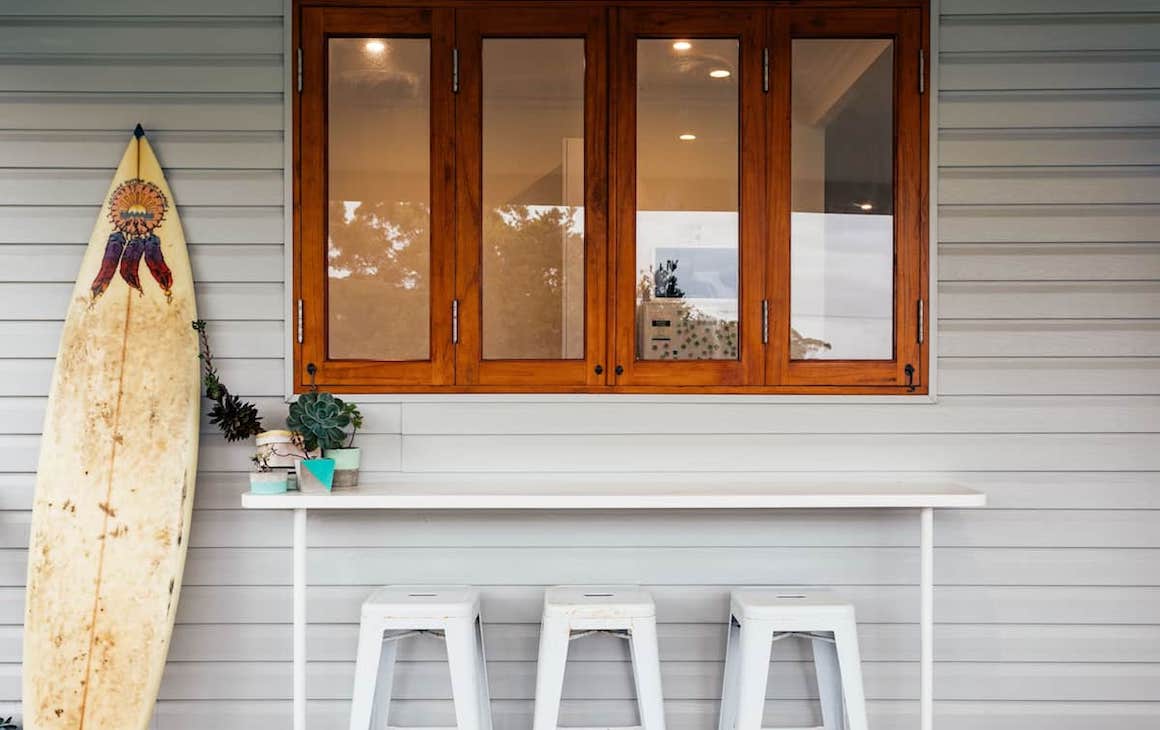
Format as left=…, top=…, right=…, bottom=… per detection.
left=636, top=39, right=740, bottom=361
left=790, top=38, right=894, bottom=360
left=327, top=38, right=430, bottom=360
left=482, top=39, right=585, bottom=360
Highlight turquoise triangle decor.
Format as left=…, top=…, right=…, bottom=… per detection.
left=301, top=458, right=335, bottom=491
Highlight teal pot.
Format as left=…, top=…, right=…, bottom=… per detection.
left=323, top=447, right=361, bottom=489
left=249, top=470, right=288, bottom=495
left=296, top=457, right=336, bottom=493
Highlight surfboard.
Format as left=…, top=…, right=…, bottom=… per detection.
left=23, top=126, right=200, bottom=729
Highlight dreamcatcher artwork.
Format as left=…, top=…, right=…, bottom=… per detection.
left=91, top=178, right=173, bottom=300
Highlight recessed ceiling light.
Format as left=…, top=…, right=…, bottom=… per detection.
left=858, top=201, right=874, bottom=211
left=709, top=69, right=732, bottom=79
left=672, top=41, right=692, bottom=51
left=678, top=133, right=697, bottom=141
left=365, top=40, right=386, bottom=54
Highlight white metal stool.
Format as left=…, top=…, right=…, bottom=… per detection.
left=349, top=586, right=492, bottom=730
left=532, top=587, right=667, bottom=730
left=719, top=591, right=868, bottom=730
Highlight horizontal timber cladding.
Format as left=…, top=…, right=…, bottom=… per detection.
left=0, top=0, right=1157, bottom=728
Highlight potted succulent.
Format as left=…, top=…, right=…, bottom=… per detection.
left=287, top=388, right=363, bottom=490
left=0, top=716, right=19, bottom=729
left=249, top=452, right=288, bottom=495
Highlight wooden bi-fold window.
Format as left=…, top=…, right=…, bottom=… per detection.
left=294, top=1, right=929, bottom=394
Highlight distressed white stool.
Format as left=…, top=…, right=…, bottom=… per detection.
left=719, top=591, right=868, bottom=730
left=532, top=587, right=667, bottom=730
left=349, top=586, right=492, bottom=730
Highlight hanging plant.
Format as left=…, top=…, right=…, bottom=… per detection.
left=192, top=320, right=264, bottom=442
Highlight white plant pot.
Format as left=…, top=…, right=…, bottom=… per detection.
left=249, top=470, right=289, bottom=495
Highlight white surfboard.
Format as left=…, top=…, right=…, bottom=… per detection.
left=23, top=126, right=200, bottom=729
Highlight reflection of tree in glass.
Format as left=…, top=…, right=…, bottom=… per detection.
left=327, top=200, right=430, bottom=360
left=654, top=259, right=685, bottom=299
left=484, top=205, right=581, bottom=359
left=791, top=328, right=832, bottom=359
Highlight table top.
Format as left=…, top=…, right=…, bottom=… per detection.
left=241, top=477, right=985, bottom=510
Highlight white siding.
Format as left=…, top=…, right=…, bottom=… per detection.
left=1, top=2, right=1158, bottom=729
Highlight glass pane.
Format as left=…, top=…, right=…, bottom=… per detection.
left=482, top=39, right=585, bottom=360
left=636, top=39, right=740, bottom=361
left=327, top=38, right=430, bottom=361
left=790, top=39, right=894, bottom=360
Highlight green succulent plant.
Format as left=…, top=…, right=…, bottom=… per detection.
left=287, top=391, right=361, bottom=452
left=0, top=716, right=19, bottom=730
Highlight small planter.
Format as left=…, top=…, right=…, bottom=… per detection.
left=249, top=470, right=289, bottom=495
left=323, top=447, right=361, bottom=489
left=255, top=429, right=313, bottom=469
left=297, top=457, right=336, bottom=493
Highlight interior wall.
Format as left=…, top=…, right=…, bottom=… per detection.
left=1, top=1, right=1159, bottom=728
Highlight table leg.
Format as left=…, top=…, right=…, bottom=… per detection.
left=920, top=507, right=933, bottom=730
left=294, top=508, right=307, bottom=730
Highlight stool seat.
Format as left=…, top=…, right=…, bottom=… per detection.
left=363, top=585, right=480, bottom=619
left=543, top=586, right=656, bottom=619
left=731, top=590, right=856, bottom=621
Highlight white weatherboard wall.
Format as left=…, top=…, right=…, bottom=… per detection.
left=1, top=1, right=1159, bottom=728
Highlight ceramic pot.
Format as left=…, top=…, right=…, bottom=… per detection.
left=296, top=457, right=336, bottom=493
left=255, top=430, right=313, bottom=469
left=323, top=447, right=360, bottom=489
left=249, top=471, right=289, bottom=495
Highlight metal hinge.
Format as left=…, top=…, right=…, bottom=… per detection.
left=918, top=49, right=925, bottom=95
left=761, top=299, right=769, bottom=344
left=452, top=298, right=459, bottom=343
left=296, top=47, right=303, bottom=93
left=762, top=47, right=769, bottom=93
left=452, top=48, right=459, bottom=93
left=296, top=298, right=303, bottom=344
left=917, top=299, right=925, bottom=344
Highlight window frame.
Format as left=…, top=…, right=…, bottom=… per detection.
left=291, top=0, right=930, bottom=395
left=454, top=6, right=609, bottom=387
left=297, top=6, right=457, bottom=389
left=610, top=6, right=767, bottom=388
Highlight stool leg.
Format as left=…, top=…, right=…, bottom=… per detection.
left=349, top=622, right=387, bottom=730
left=531, top=615, right=572, bottom=730
left=474, top=616, right=494, bottom=730
left=628, top=617, right=667, bottom=730
left=733, top=621, right=774, bottom=730
left=717, top=616, right=742, bottom=730
left=833, top=620, right=869, bottom=730
left=812, top=635, right=845, bottom=730
left=446, top=618, right=487, bottom=730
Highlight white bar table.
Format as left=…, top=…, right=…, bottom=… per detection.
left=242, top=479, right=985, bottom=730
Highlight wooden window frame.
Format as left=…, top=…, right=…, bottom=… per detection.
left=611, top=7, right=767, bottom=388
left=292, top=0, right=930, bottom=395
left=297, top=6, right=457, bottom=389
left=454, top=6, right=609, bottom=387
